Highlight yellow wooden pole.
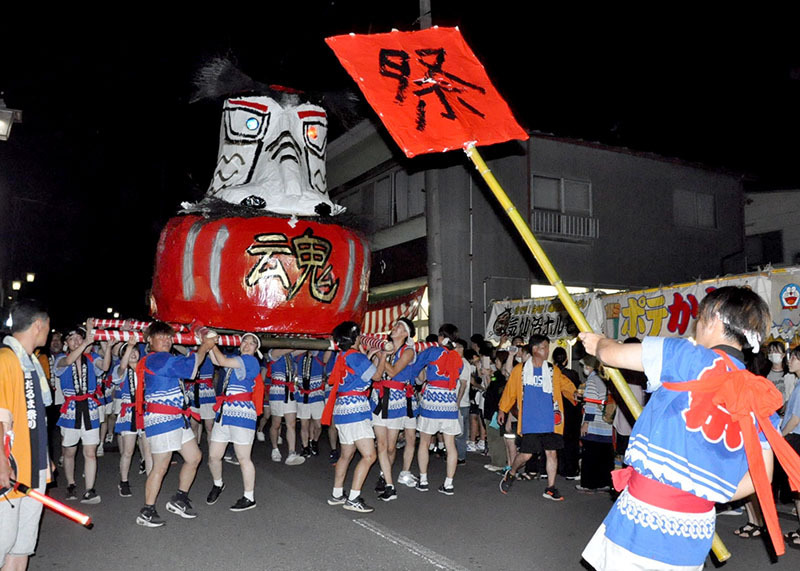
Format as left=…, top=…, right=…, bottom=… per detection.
left=463, top=143, right=731, bottom=562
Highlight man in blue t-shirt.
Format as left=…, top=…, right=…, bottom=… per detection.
left=498, top=334, right=568, bottom=501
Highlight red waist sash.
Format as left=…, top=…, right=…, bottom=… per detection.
left=213, top=392, right=253, bottom=412
left=612, top=466, right=714, bottom=513
left=60, top=393, right=100, bottom=414
left=145, top=402, right=200, bottom=422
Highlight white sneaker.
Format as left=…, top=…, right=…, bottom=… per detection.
left=397, top=471, right=419, bottom=488
left=466, top=441, right=477, bottom=452
left=476, top=440, right=486, bottom=452
left=271, top=449, right=282, bottom=462
left=96, top=445, right=105, bottom=457
left=256, top=431, right=265, bottom=442
left=285, top=452, right=306, bottom=466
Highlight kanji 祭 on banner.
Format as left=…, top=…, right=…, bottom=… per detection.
left=326, top=27, right=528, bottom=157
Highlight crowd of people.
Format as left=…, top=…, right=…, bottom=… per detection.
left=4, top=287, right=800, bottom=569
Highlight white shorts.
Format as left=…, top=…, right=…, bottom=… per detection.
left=371, top=413, right=413, bottom=431
left=147, top=427, right=195, bottom=455
left=0, top=470, right=46, bottom=565
left=112, top=398, right=122, bottom=416
left=337, top=419, right=375, bottom=445
left=416, top=416, right=461, bottom=436
left=270, top=399, right=297, bottom=417
left=296, top=401, right=324, bottom=420
left=61, top=426, right=100, bottom=447
left=118, top=429, right=144, bottom=438
left=210, top=422, right=255, bottom=446
left=191, top=403, right=216, bottom=421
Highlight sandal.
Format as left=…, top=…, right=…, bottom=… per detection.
left=785, top=530, right=800, bottom=549
left=733, top=523, right=763, bottom=539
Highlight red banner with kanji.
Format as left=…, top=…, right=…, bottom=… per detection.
left=326, top=27, right=528, bottom=158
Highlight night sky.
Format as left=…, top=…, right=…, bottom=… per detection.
left=1, top=6, right=798, bottom=330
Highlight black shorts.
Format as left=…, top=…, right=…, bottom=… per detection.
left=469, top=404, right=481, bottom=415
left=786, top=433, right=800, bottom=455
left=520, top=432, right=564, bottom=454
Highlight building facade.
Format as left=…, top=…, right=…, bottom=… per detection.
left=328, top=120, right=746, bottom=336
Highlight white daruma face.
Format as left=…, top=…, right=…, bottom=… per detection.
left=208, top=95, right=341, bottom=217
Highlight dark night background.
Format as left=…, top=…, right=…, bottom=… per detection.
left=1, top=5, right=798, bottom=329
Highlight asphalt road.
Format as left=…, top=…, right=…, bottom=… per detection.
left=29, top=434, right=800, bottom=570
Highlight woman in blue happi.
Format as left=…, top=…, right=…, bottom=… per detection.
left=579, top=287, right=792, bottom=570
left=323, top=321, right=385, bottom=513
left=205, top=332, right=262, bottom=512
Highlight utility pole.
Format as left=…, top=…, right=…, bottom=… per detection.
left=420, top=0, right=444, bottom=332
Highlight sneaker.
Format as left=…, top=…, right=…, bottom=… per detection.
left=375, top=474, right=386, bottom=494
left=466, top=441, right=477, bottom=452
left=396, top=437, right=406, bottom=450
left=256, top=431, right=266, bottom=442
left=285, top=452, right=306, bottom=466
left=378, top=485, right=397, bottom=502
left=66, top=483, right=78, bottom=500
left=543, top=486, right=564, bottom=501
left=476, top=440, right=486, bottom=452
left=397, top=471, right=419, bottom=488
left=229, top=497, right=257, bottom=512
left=457, top=458, right=466, bottom=466
left=96, top=445, right=104, bottom=457
left=166, top=496, right=198, bottom=518
left=136, top=506, right=165, bottom=528
left=223, top=454, right=240, bottom=466
left=500, top=472, right=513, bottom=495
left=416, top=481, right=429, bottom=492
left=343, top=496, right=374, bottom=513
left=438, top=484, right=455, bottom=496
left=538, top=473, right=548, bottom=480
left=565, top=474, right=581, bottom=481
left=118, top=481, right=132, bottom=498
left=483, top=464, right=506, bottom=473
left=434, top=446, right=446, bottom=459
left=271, top=448, right=282, bottom=463
left=329, top=449, right=340, bottom=465
left=327, top=493, right=347, bottom=506
left=301, top=446, right=312, bottom=458
left=139, top=459, right=147, bottom=475
left=206, top=483, right=225, bottom=505
left=81, top=489, right=101, bottom=504
left=575, top=485, right=595, bottom=493
left=718, top=506, right=745, bottom=516
left=310, top=440, right=319, bottom=456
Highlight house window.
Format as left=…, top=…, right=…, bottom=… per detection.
left=673, top=189, right=716, bottom=229
left=531, top=175, right=597, bottom=239
left=335, top=168, right=425, bottom=231
left=745, top=230, right=783, bottom=269
left=532, top=175, right=592, bottom=216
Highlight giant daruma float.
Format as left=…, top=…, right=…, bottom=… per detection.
left=150, top=215, right=370, bottom=335
left=149, top=67, right=370, bottom=336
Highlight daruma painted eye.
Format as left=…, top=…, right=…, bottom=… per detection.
left=246, top=117, right=260, bottom=130
left=307, top=125, right=318, bottom=140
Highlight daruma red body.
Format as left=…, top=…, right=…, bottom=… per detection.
left=150, top=215, right=370, bottom=335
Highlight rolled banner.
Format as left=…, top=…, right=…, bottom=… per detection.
left=92, top=329, right=242, bottom=347
left=359, top=336, right=438, bottom=354
left=12, top=479, right=93, bottom=528
left=90, top=319, right=190, bottom=332
left=360, top=335, right=392, bottom=352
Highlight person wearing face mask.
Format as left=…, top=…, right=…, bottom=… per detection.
left=764, top=341, right=788, bottom=402
left=576, top=355, right=614, bottom=493
left=497, top=335, right=576, bottom=501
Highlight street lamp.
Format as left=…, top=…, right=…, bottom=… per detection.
left=0, top=99, right=23, bottom=142
left=11, top=281, right=21, bottom=291
left=113, top=312, right=119, bottom=318
left=106, top=307, right=113, bottom=314
left=26, top=273, right=35, bottom=282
